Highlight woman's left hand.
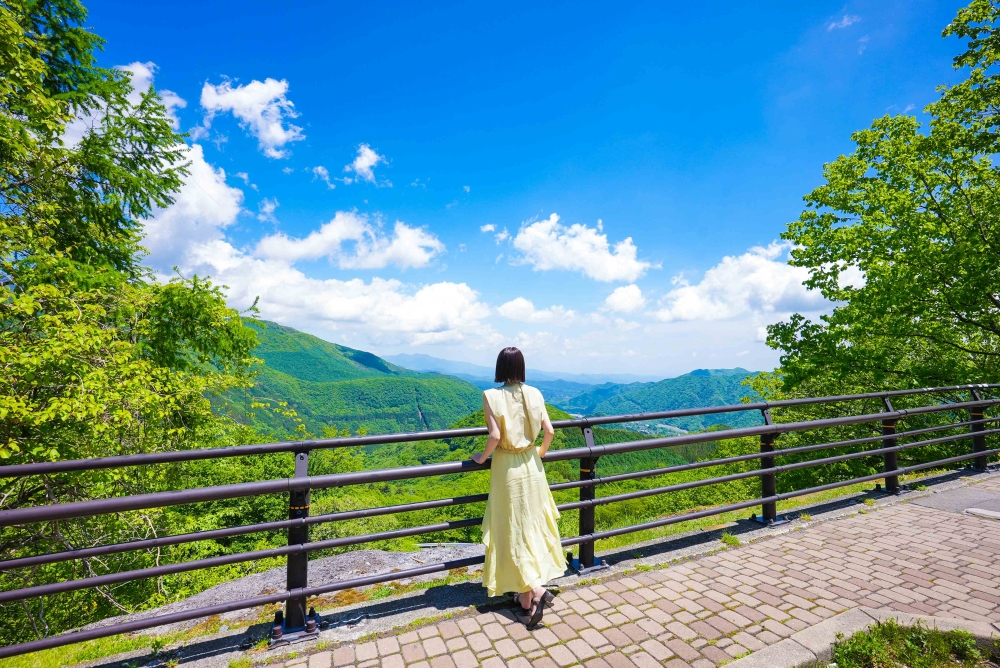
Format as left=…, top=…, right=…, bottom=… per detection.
left=471, top=452, right=487, bottom=464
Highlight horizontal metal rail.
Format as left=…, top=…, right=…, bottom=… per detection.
left=4, top=424, right=997, bottom=604
left=566, top=445, right=1000, bottom=545
left=0, top=555, right=488, bottom=660
left=0, top=493, right=492, bottom=571
left=2, top=442, right=996, bottom=660
left=0, top=383, right=996, bottom=661
left=4, top=397, right=997, bottom=528
left=9, top=415, right=991, bottom=573
left=2, top=384, right=995, bottom=478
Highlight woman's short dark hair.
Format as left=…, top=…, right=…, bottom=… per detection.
left=494, top=347, right=526, bottom=384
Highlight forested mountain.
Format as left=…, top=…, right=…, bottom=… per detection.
left=218, top=322, right=482, bottom=436
left=382, top=353, right=660, bottom=384
left=555, top=368, right=761, bottom=432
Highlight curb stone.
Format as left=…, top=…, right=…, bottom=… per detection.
left=725, top=608, right=1000, bottom=668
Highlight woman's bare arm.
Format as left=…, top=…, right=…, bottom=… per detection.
left=537, top=410, right=555, bottom=457
left=472, top=394, right=501, bottom=464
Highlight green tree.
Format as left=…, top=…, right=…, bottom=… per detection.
left=766, top=0, right=1000, bottom=396
left=0, top=0, right=259, bottom=639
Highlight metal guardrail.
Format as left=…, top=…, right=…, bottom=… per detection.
left=0, top=384, right=997, bottom=659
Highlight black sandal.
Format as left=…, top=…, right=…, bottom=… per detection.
left=518, top=590, right=555, bottom=627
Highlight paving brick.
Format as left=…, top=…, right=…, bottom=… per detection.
left=549, top=644, right=580, bottom=666
left=453, top=649, right=478, bottom=668
left=401, top=642, right=425, bottom=663
left=308, top=651, right=332, bottom=668
left=381, top=655, right=404, bottom=668
left=628, top=651, right=662, bottom=668
left=603, top=627, right=633, bottom=647
left=355, top=642, right=377, bottom=662
left=468, top=632, right=492, bottom=652
left=639, top=638, right=674, bottom=661
left=377, top=637, right=400, bottom=656
left=621, top=623, right=650, bottom=642
left=429, top=657, right=456, bottom=668
left=495, top=638, right=520, bottom=659
left=533, top=626, right=561, bottom=646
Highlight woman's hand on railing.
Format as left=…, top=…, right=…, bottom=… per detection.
left=471, top=452, right=488, bottom=465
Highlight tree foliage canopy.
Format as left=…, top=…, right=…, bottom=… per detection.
left=766, top=0, right=1000, bottom=395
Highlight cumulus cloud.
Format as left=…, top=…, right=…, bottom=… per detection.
left=651, top=242, right=826, bottom=322
left=512, top=214, right=652, bottom=282
left=257, top=197, right=279, bottom=223
left=828, top=14, right=860, bottom=30
left=255, top=211, right=445, bottom=270
left=312, top=165, right=336, bottom=189
left=604, top=284, right=646, bottom=313
left=198, top=78, right=304, bottom=158
left=480, top=224, right=495, bottom=233
left=141, top=158, right=490, bottom=346
left=497, top=297, right=575, bottom=323
left=343, top=144, right=389, bottom=185
left=141, top=143, right=243, bottom=270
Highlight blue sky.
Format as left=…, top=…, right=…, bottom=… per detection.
left=88, top=0, right=965, bottom=377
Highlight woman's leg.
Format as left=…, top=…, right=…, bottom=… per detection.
left=517, top=589, right=532, bottom=609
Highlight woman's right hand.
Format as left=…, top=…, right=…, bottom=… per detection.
left=471, top=452, right=487, bottom=465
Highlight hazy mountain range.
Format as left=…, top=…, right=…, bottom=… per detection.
left=222, top=322, right=761, bottom=437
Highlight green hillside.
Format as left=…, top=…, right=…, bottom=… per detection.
left=556, top=368, right=761, bottom=432
left=218, top=322, right=483, bottom=436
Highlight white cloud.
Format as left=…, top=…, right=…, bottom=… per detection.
left=282, top=167, right=294, bottom=175
left=198, top=78, right=304, bottom=158
left=255, top=211, right=445, bottom=270
left=464, top=185, right=471, bottom=193
left=604, top=284, right=646, bottom=313
left=141, top=156, right=491, bottom=347
left=497, top=297, right=575, bottom=323
left=511, top=214, right=652, bottom=282
left=233, top=171, right=258, bottom=191
left=257, top=197, right=279, bottom=223
left=495, top=228, right=510, bottom=244
left=828, top=14, right=860, bottom=30
left=858, top=35, right=869, bottom=55
left=141, top=143, right=244, bottom=270
left=480, top=224, right=495, bottom=233
left=119, top=62, right=186, bottom=128
left=344, top=144, right=389, bottom=185
left=312, top=165, right=335, bottom=189
left=651, top=242, right=826, bottom=322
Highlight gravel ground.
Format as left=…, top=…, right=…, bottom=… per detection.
left=86, top=544, right=486, bottom=636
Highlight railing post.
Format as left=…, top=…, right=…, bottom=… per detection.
left=970, top=389, right=988, bottom=471
left=579, top=427, right=598, bottom=569
left=758, top=408, right=778, bottom=523
left=881, top=398, right=900, bottom=494
left=285, top=450, right=310, bottom=630
left=569, top=427, right=608, bottom=574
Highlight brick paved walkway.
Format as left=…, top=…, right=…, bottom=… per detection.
left=271, top=476, right=1000, bottom=668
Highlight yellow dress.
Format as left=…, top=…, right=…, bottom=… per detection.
left=481, top=383, right=565, bottom=597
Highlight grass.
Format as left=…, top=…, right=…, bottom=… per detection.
left=720, top=532, right=741, bottom=547
left=824, top=619, right=992, bottom=668
left=228, top=659, right=252, bottom=668
left=580, top=469, right=945, bottom=556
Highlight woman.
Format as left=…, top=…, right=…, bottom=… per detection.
left=471, top=347, right=564, bottom=626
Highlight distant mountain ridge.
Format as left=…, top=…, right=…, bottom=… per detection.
left=219, top=324, right=760, bottom=438
left=381, top=353, right=661, bottom=385
left=557, top=368, right=761, bottom=433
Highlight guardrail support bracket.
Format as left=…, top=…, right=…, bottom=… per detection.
left=269, top=607, right=321, bottom=648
